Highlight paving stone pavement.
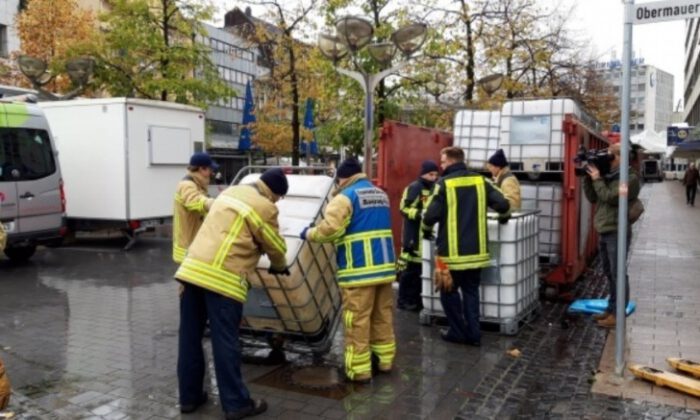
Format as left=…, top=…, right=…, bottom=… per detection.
left=2, top=180, right=700, bottom=419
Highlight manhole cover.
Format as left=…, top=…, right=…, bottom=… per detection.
left=288, top=366, right=343, bottom=389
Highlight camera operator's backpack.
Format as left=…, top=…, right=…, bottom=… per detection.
left=628, top=198, right=645, bottom=224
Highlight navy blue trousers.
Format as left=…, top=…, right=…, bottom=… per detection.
left=177, top=282, right=251, bottom=412
left=440, top=269, right=481, bottom=343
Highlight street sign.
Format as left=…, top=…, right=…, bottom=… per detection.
left=667, top=126, right=693, bottom=145
left=634, top=0, right=700, bottom=25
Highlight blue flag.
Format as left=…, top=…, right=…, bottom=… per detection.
left=300, top=98, right=318, bottom=155
left=238, top=81, right=256, bottom=151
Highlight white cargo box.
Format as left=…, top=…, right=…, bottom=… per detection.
left=39, top=98, right=206, bottom=224
left=499, top=98, right=596, bottom=172
left=419, top=211, right=540, bottom=335
left=454, top=110, right=501, bottom=170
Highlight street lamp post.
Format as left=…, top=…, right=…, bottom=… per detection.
left=319, top=18, right=427, bottom=177
left=17, top=55, right=95, bottom=101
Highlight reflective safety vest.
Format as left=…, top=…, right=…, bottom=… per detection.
left=336, top=179, right=396, bottom=287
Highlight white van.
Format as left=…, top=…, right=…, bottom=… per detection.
left=0, top=98, right=65, bottom=262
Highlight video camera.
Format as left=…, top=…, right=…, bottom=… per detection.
left=573, top=146, right=614, bottom=177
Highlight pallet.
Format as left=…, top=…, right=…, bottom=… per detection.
left=629, top=364, right=700, bottom=398
left=667, top=358, right=700, bottom=378
left=418, top=304, right=539, bottom=336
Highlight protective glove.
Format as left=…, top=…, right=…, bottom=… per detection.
left=396, top=252, right=410, bottom=273
left=498, top=214, right=510, bottom=225
left=422, top=229, right=435, bottom=241
left=433, top=257, right=453, bottom=292
left=300, top=226, right=309, bottom=240
left=268, top=266, right=291, bottom=276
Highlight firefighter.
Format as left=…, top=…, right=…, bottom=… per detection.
left=486, top=149, right=521, bottom=210
left=0, top=222, right=5, bottom=253
left=174, top=168, right=290, bottom=419
left=422, top=147, right=510, bottom=346
left=172, top=152, right=218, bottom=264
left=301, top=157, right=396, bottom=383
left=396, top=160, right=439, bottom=311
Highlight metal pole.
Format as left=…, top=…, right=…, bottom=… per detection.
left=363, top=77, right=374, bottom=178
left=616, top=0, right=634, bottom=377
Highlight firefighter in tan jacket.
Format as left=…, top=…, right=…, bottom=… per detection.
left=172, top=152, right=217, bottom=263
left=487, top=149, right=521, bottom=210
left=0, top=223, right=6, bottom=253
left=301, top=158, right=396, bottom=383
left=174, top=168, right=290, bottom=419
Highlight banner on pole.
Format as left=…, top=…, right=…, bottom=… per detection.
left=634, top=0, right=700, bottom=24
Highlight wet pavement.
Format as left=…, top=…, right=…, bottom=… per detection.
left=2, top=180, right=700, bottom=419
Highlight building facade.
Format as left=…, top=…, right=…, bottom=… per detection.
left=0, top=0, right=20, bottom=58
left=599, top=60, right=674, bottom=135
left=202, top=23, right=259, bottom=149
left=684, top=18, right=700, bottom=126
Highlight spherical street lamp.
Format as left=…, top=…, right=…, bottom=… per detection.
left=319, top=17, right=428, bottom=177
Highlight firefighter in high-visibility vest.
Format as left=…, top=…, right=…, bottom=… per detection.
left=174, top=168, right=290, bottom=419
left=422, top=147, right=510, bottom=346
left=396, top=160, right=439, bottom=311
left=301, top=158, right=396, bottom=383
left=172, top=152, right=218, bottom=264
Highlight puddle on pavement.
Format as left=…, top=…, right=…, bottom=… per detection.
left=252, top=364, right=355, bottom=400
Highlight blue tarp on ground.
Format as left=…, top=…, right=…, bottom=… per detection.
left=568, top=298, right=636, bottom=316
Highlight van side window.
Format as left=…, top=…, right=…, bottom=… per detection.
left=0, top=128, right=56, bottom=181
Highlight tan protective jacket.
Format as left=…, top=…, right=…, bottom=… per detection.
left=0, top=223, right=6, bottom=253
left=172, top=171, right=214, bottom=263
left=495, top=167, right=521, bottom=210
left=175, top=180, right=287, bottom=303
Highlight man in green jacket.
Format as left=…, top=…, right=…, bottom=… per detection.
left=583, top=143, right=640, bottom=328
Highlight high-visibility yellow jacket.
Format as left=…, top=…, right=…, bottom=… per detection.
left=494, top=167, right=521, bottom=210
left=307, top=173, right=396, bottom=287
left=175, top=180, right=288, bottom=303
left=0, top=223, right=6, bottom=252
left=172, top=171, right=214, bottom=263
left=422, top=162, right=509, bottom=271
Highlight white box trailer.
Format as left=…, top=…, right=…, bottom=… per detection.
left=38, top=98, right=206, bottom=238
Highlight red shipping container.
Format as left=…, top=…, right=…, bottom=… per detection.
left=375, top=121, right=453, bottom=257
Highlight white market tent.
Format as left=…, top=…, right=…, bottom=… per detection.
left=630, top=130, right=668, bottom=155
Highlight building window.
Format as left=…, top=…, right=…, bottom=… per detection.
left=0, top=25, right=7, bottom=58
left=209, top=119, right=235, bottom=135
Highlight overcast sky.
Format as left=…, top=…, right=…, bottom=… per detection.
left=211, top=0, right=687, bottom=109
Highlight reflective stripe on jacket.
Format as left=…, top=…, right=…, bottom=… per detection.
left=172, top=172, right=213, bottom=263
left=307, top=174, right=396, bottom=287
left=175, top=180, right=287, bottom=302
left=399, top=178, right=433, bottom=262
left=0, top=223, right=5, bottom=252
left=422, top=162, right=509, bottom=270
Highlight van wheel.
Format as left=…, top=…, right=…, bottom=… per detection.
left=4, top=245, right=37, bottom=262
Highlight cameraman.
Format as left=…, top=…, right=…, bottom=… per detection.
left=582, top=143, right=640, bottom=328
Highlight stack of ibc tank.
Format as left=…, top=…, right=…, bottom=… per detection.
left=499, top=99, right=596, bottom=265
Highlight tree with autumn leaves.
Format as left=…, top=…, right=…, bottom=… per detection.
left=12, top=0, right=231, bottom=108
left=14, top=0, right=97, bottom=93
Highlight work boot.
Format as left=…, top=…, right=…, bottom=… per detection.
left=597, top=314, right=616, bottom=328
left=180, top=392, right=208, bottom=414
left=592, top=312, right=610, bottom=321
left=225, top=399, right=267, bottom=420
left=349, top=372, right=372, bottom=384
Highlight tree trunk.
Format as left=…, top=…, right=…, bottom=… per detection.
left=465, top=16, right=475, bottom=104
left=160, top=0, right=170, bottom=101
left=289, top=43, right=300, bottom=166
